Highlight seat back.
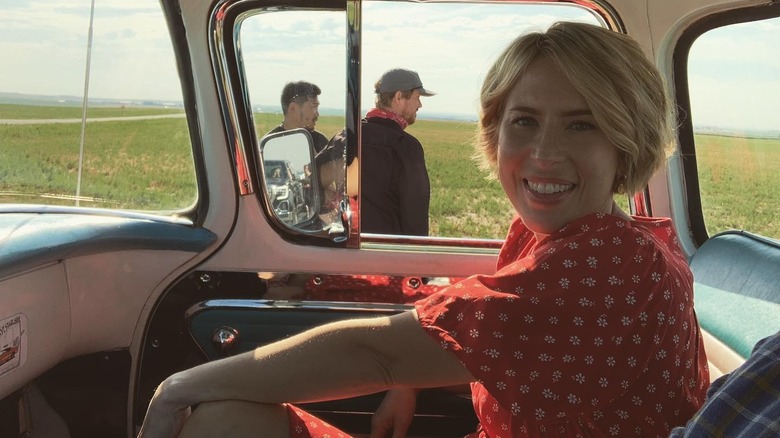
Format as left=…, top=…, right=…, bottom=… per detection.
left=689, top=230, right=780, bottom=376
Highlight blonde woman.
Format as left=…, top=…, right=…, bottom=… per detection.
left=139, top=22, right=708, bottom=438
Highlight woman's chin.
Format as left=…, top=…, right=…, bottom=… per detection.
left=520, top=216, right=567, bottom=237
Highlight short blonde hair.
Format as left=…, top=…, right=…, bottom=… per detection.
left=476, top=21, right=675, bottom=195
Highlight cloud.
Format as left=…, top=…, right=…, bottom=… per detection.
left=0, top=0, right=179, bottom=100
left=1, top=0, right=776, bottom=131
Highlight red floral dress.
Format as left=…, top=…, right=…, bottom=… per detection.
left=286, top=213, right=709, bottom=437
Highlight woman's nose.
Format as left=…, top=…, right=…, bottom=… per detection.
left=530, top=128, right=563, bottom=165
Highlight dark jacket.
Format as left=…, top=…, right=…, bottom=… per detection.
left=360, top=117, right=430, bottom=236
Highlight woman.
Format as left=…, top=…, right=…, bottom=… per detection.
left=139, top=22, right=708, bottom=438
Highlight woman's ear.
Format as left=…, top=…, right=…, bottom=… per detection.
left=612, top=174, right=627, bottom=194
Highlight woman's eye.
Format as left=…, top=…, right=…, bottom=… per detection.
left=569, top=121, right=597, bottom=131
left=511, top=116, right=537, bottom=127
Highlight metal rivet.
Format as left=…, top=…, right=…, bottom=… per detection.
left=199, top=273, right=211, bottom=283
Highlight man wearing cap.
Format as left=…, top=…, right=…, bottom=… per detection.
left=266, top=81, right=329, bottom=153
left=360, top=68, right=434, bottom=236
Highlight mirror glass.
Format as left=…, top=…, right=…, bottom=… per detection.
left=260, top=129, right=320, bottom=228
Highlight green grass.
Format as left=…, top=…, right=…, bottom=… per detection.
left=0, top=103, right=184, bottom=120
left=694, top=134, right=780, bottom=237
left=252, top=112, right=345, bottom=142
left=408, top=119, right=515, bottom=239
left=0, top=112, right=195, bottom=210
left=1, top=103, right=777, bottom=239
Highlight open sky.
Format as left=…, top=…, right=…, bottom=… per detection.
left=0, top=0, right=778, bottom=132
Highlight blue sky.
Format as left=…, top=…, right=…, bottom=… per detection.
left=0, top=0, right=778, bottom=132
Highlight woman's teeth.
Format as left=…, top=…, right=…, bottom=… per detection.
left=527, top=181, right=572, bottom=194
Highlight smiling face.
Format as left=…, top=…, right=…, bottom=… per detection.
left=497, top=56, right=620, bottom=240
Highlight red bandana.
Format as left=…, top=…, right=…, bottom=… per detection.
left=365, top=107, right=408, bottom=130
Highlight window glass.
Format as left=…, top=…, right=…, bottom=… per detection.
left=360, top=2, right=602, bottom=239
left=688, top=16, right=780, bottom=239
left=0, top=0, right=196, bottom=213
left=240, top=2, right=603, bottom=240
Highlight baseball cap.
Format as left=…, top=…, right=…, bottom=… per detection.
left=376, top=68, right=436, bottom=96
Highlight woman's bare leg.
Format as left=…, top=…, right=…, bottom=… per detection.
left=178, top=400, right=289, bottom=438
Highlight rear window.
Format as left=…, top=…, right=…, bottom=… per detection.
left=686, top=15, right=780, bottom=239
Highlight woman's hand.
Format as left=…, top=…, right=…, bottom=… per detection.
left=370, top=387, right=418, bottom=438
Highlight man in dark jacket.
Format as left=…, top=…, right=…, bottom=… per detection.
left=361, top=68, right=435, bottom=236
left=266, top=81, right=329, bottom=153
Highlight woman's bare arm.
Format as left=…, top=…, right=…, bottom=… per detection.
left=138, top=310, right=472, bottom=437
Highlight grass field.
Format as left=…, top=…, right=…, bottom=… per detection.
left=0, top=103, right=184, bottom=119
left=0, top=106, right=194, bottom=210
left=694, top=133, right=779, bottom=237
left=1, top=104, right=777, bottom=239
left=409, top=119, right=516, bottom=238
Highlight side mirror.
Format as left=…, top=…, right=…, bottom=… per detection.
left=259, top=129, right=320, bottom=229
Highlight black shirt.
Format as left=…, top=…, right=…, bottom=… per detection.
left=360, top=117, right=430, bottom=236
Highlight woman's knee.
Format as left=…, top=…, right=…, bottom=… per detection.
left=179, top=400, right=290, bottom=438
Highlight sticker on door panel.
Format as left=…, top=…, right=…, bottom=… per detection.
left=0, top=314, right=27, bottom=376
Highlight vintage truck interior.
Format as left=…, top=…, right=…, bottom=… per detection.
left=0, top=0, right=778, bottom=437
